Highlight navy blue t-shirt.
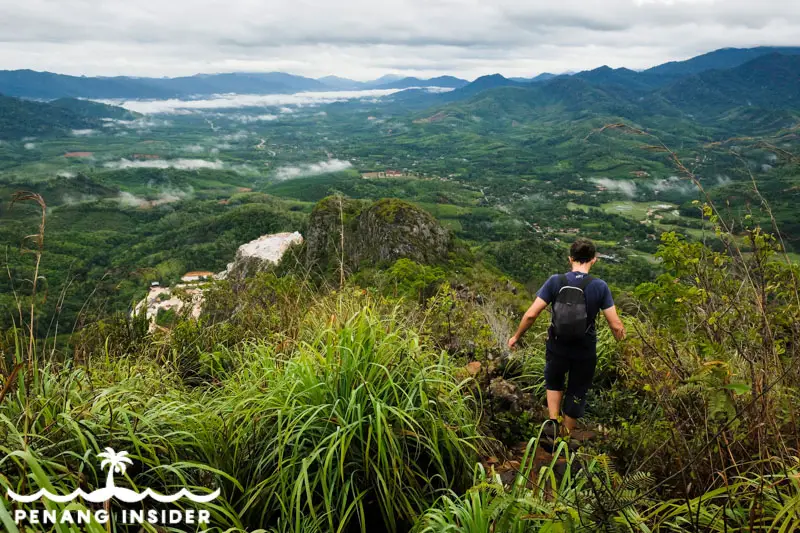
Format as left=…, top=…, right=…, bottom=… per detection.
left=537, top=271, right=614, bottom=351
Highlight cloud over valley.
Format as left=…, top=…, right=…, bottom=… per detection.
left=273, top=159, right=353, bottom=181
left=103, top=158, right=225, bottom=170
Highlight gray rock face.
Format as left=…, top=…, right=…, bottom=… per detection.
left=354, top=199, right=451, bottom=265
left=305, top=196, right=364, bottom=272
left=305, top=196, right=452, bottom=272
left=224, top=231, right=303, bottom=282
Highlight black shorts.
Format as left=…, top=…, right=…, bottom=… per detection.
left=544, top=340, right=597, bottom=419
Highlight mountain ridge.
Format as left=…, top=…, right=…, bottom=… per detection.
left=645, top=46, right=800, bottom=77
left=3, top=46, right=799, bottom=100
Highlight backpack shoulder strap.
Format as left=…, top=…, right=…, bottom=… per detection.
left=578, top=274, right=594, bottom=290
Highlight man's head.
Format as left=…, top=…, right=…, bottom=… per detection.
left=569, top=238, right=597, bottom=266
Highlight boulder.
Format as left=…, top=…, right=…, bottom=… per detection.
left=354, top=199, right=451, bottom=265
left=487, top=377, right=535, bottom=415
left=305, top=196, right=364, bottom=272
left=305, top=196, right=452, bottom=273
left=222, top=231, right=303, bottom=282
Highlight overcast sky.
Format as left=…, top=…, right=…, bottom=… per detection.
left=0, top=0, right=798, bottom=80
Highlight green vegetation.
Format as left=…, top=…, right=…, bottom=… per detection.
left=0, top=95, right=129, bottom=140
left=2, top=221, right=799, bottom=531
left=2, top=45, right=800, bottom=532
left=1, top=189, right=307, bottom=335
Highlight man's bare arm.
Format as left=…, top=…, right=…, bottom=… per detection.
left=602, top=305, right=626, bottom=340
left=507, top=297, right=549, bottom=348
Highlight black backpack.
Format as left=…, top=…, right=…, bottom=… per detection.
left=551, top=274, right=593, bottom=341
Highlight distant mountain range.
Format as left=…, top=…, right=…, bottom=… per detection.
left=0, top=71, right=329, bottom=100
left=0, top=70, right=470, bottom=100
left=392, top=52, right=800, bottom=136
left=644, top=46, right=800, bottom=76
left=1, top=46, right=798, bottom=101
left=375, top=76, right=468, bottom=90
left=1, top=46, right=799, bottom=139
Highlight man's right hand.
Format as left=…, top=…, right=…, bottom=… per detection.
left=602, top=306, right=626, bottom=341
left=507, top=336, right=519, bottom=349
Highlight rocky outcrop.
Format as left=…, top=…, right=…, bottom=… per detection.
left=221, top=231, right=303, bottom=282
left=355, top=199, right=451, bottom=265
left=305, top=196, right=452, bottom=272
left=304, top=196, right=364, bottom=273
left=136, top=232, right=303, bottom=329
left=133, top=284, right=205, bottom=332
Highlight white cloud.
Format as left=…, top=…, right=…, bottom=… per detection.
left=153, top=186, right=193, bottom=204
left=646, top=176, right=694, bottom=195
left=117, top=187, right=192, bottom=207
left=57, top=170, right=76, bottom=178
left=101, top=117, right=172, bottom=129
left=104, top=158, right=225, bottom=170
left=183, top=144, right=205, bottom=153
left=101, top=88, right=434, bottom=114
left=590, top=177, right=637, bottom=197
left=273, top=159, right=353, bottom=181
left=62, top=193, right=98, bottom=204
left=117, top=191, right=148, bottom=207
left=71, top=128, right=96, bottom=136
left=232, top=114, right=279, bottom=123
left=23, top=143, right=36, bottom=150
left=220, top=130, right=250, bottom=141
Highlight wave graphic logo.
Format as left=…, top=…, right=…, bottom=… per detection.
left=7, top=448, right=220, bottom=504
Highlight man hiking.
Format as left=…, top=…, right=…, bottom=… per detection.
left=507, top=238, right=626, bottom=446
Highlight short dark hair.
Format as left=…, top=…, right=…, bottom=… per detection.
left=570, top=238, right=596, bottom=264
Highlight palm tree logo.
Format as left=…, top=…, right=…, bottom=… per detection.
left=7, top=447, right=220, bottom=504
left=98, top=448, right=133, bottom=490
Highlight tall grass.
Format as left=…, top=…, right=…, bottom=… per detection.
left=1, top=291, right=484, bottom=532
left=212, top=296, right=484, bottom=531
left=416, top=434, right=657, bottom=532
left=0, top=344, right=244, bottom=532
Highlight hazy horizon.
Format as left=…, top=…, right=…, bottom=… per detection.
left=4, top=44, right=798, bottom=83
left=1, top=0, right=798, bottom=80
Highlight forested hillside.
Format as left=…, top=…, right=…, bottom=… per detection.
left=0, top=95, right=136, bottom=139
left=0, top=95, right=94, bottom=139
